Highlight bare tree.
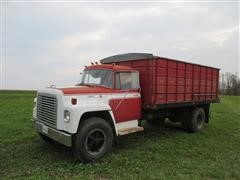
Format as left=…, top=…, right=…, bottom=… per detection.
left=220, top=73, right=226, bottom=94
left=219, top=72, right=240, bottom=95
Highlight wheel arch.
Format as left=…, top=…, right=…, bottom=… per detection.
left=77, top=110, right=117, bottom=136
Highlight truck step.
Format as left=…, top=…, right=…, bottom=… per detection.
left=118, top=126, right=144, bottom=136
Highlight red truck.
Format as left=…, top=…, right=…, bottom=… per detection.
left=32, top=53, right=219, bottom=162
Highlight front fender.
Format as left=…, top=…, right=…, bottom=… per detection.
left=58, top=102, right=115, bottom=134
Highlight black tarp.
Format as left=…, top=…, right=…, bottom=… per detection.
left=100, top=53, right=154, bottom=64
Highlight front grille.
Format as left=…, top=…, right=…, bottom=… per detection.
left=37, top=94, right=57, bottom=128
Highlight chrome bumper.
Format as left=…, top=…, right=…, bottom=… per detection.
left=33, top=121, right=72, bottom=147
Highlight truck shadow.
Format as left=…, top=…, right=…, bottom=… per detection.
left=112, top=120, right=185, bottom=150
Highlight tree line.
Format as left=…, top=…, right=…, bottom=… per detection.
left=219, top=72, right=240, bottom=95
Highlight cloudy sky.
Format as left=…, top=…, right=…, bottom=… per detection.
left=1, top=1, right=239, bottom=90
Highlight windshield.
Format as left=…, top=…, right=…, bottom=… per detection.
left=80, top=69, right=113, bottom=88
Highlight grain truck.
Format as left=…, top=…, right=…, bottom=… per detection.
left=32, top=53, right=219, bottom=162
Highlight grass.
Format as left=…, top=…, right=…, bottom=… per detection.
left=0, top=90, right=240, bottom=179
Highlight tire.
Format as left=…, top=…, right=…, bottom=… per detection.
left=39, top=133, right=54, bottom=143
left=188, top=107, right=206, bottom=132
left=73, top=117, right=113, bottom=162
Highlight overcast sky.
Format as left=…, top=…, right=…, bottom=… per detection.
left=1, top=1, right=239, bottom=90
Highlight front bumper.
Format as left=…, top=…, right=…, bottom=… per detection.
left=33, top=121, right=72, bottom=147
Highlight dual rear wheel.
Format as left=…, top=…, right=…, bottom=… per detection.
left=180, top=107, right=206, bottom=132
left=188, top=107, right=206, bottom=132
left=147, top=107, right=207, bottom=133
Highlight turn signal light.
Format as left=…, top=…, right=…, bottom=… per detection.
left=71, top=98, right=77, bottom=105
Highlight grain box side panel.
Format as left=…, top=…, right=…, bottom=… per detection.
left=155, top=58, right=168, bottom=104
left=193, top=64, right=201, bottom=101
left=167, top=60, right=177, bottom=103
left=176, top=62, right=186, bottom=102
left=131, top=59, right=155, bottom=106
left=114, top=57, right=219, bottom=108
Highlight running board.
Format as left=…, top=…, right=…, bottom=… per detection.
left=118, top=126, right=144, bottom=136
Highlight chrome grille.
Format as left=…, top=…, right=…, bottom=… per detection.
left=37, top=94, right=57, bottom=128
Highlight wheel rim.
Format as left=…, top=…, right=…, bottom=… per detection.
left=196, top=112, right=204, bottom=129
left=85, top=129, right=106, bottom=156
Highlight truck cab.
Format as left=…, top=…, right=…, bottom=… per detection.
left=33, top=64, right=143, bottom=162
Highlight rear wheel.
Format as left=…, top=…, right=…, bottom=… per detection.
left=188, top=107, right=206, bottom=132
left=73, top=117, right=113, bottom=162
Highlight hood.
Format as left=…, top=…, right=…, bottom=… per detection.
left=58, top=86, right=112, bottom=95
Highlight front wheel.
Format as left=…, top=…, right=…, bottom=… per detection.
left=73, top=117, right=113, bottom=162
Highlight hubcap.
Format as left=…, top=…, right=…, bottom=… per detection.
left=85, top=129, right=106, bottom=155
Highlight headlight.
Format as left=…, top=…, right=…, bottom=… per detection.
left=64, top=110, right=70, bottom=123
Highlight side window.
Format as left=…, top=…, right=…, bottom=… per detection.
left=116, top=73, right=121, bottom=89
left=115, top=72, right=140, bottom=90
left=120, top=72, right=132, bottom=89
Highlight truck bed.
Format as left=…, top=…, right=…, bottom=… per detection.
left=101, top=53, right=219, bottom=109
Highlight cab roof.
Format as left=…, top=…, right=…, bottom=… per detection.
left=85, top=64, right=135, bottom=71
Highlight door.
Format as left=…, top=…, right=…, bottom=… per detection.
left=109, top=71, right=141, bottom=123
